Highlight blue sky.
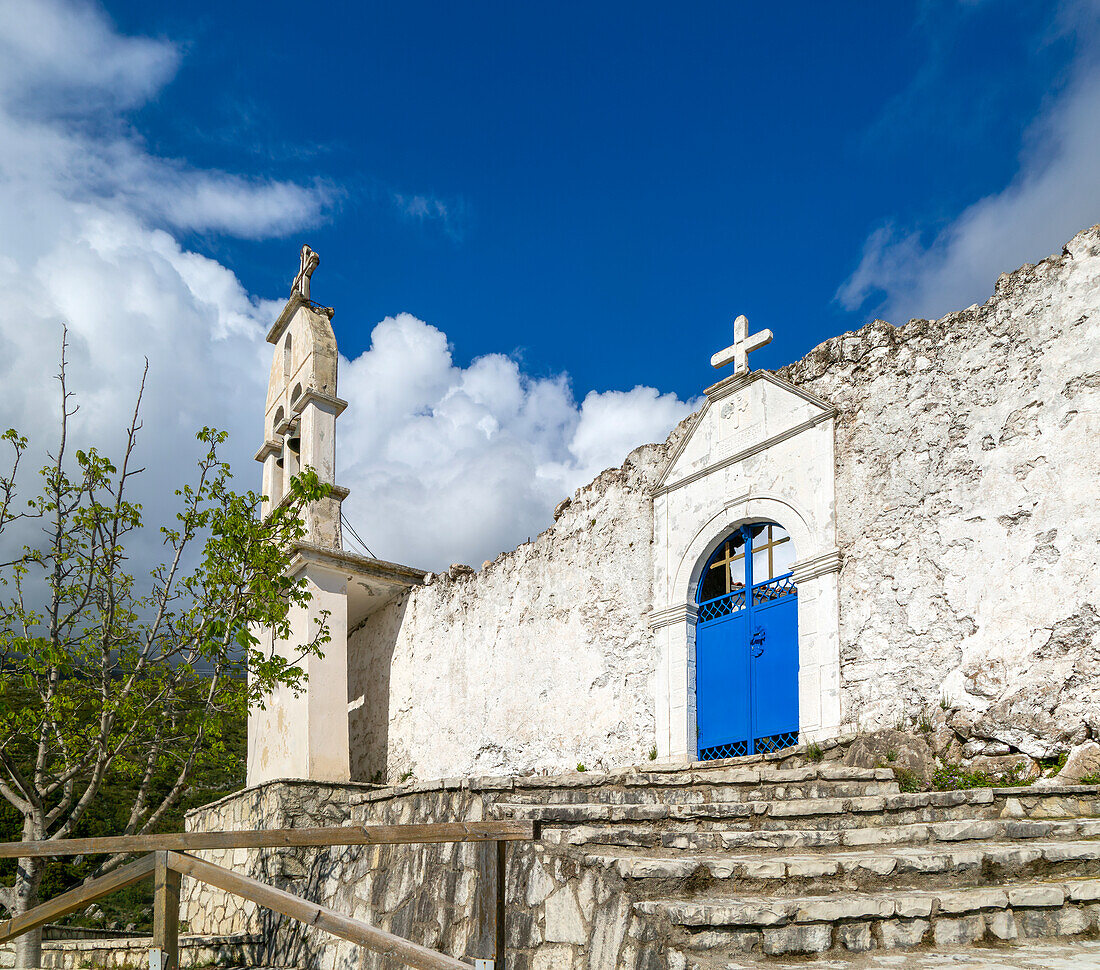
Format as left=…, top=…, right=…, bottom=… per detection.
left=0, top=0, right=1098, bottom=568
left=102, top=0, right=1091, bottom=395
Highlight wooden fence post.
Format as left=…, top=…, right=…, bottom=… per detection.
left=152, top=850, right=181, bottom=970
left=494, top=840, right=506, bottom=970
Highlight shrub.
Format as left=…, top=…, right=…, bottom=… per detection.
left=892, top=766, right=924, bottom=793
left=932, top=762, right=1035, bottom=791
left=1039, top=752, right=1069, bottom=776
left=932, top=764, right=991, bottom=790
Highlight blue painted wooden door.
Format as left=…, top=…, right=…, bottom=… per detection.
left=695, top=524, right=799, bottom=760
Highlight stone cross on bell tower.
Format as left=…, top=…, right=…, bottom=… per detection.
left=710, top=314, right=773, bottom=375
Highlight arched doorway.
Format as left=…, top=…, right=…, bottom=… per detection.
left=695, top=522, right=799, bottom=760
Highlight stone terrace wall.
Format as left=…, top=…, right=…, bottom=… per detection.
left=182, top=743, right=847, bottom=970
left=0, top=934, right=261, bottom=969
left=780, top=224, right=1100, bottom=754
left=347, top=435, right=688, bottom=783
left=180, top=776, right=650, bottom=970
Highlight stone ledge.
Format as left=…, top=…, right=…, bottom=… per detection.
left=639, top=876, right=1100, bottom=928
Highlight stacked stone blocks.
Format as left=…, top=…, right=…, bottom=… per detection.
left=180, top=740, right=1100, bottom=968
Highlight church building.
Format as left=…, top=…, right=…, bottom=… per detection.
left=247, top=230, right=1100, bottom=786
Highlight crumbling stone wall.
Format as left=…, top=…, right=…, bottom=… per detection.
left=349, top=225, right=1100, bottom=777
left=347, top=437, right=687, bottom=782
left=781, top=224, right=1100, bottom=754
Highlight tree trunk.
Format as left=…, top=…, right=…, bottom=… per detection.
left=13, top=818, right=43, bottom=970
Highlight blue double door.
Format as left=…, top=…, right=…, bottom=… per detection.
left=695, top=523, right=799, bottom=760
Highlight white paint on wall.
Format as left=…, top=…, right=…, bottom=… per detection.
left=346, top=444, right=677, bottom=782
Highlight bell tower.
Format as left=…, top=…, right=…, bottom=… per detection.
left=248, top=246, right=353, bottom=784
left=246, top=246, right=428, bottom=786
left=255, top=244, right=349, bottom=545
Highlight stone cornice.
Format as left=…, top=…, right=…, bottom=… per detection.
left=270, top=482, right=350, bottom=516
left=266, top=293, right=335, bottom=344
left=647, top=603, right=699, bottom=630
left=287, top=541, right=429, bottom=588
left=290, top=387, right=348, bottom=417
left=253, top=438, right=282, bottom=463
left=703, top=368, right=835, bottom=411
left=791, top=549, right=842, bottom=584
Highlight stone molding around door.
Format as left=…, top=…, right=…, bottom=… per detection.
left=649, top=371, right=843, bottom=764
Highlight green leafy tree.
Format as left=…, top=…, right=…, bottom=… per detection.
left=0, top=334, right=330, bottom=967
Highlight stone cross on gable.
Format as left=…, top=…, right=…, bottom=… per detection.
left=710, top=314, right=773, bottom=375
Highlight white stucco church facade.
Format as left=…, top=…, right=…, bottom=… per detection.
left=248, top=229, right=1100, bottom=786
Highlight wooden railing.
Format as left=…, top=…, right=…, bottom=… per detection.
left=0, top=821, right=536, bottom=970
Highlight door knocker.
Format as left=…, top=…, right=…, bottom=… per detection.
left=750, top=626, right=765, bottom=657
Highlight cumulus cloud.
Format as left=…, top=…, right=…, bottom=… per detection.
left=339, top=314, right=695, bottom=569
left=0, top=0, right=333, bottom=239
left=837, top=1, right=1100, bottom=322
left=0, top=0, right=695, bottom=573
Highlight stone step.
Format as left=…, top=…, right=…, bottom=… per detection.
left=544, top=815, right=1100, bottom=851
left=498, top=786, right=1100, bottom=829
left=505, top=780, right=899, bottom=806
left=635, top=876, right=1100, bottom=958
left=668, top=939, right=1100, bottom=969
left=503, top=766, right=900, bottom=805
left=503, top=784, right=1100, bottom=828
left=584, top=838, right=1100, bottom=895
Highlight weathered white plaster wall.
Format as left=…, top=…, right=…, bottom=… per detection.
left=248, top=563, right=351, bottom=785
left=781, top=224, right=1100, bottom=756
left=346, top=224, right=1100, bottom=779
left=347, top=443, right=682, bottom=782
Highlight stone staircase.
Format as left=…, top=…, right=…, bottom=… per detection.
left=494, top=760, right=1100, bottom=965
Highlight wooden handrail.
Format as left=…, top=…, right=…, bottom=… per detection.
left=165, top=851, right=468, bottom=970
left=0, top=855, right=155, bottom=944
left=0, top=820, right=536, bottom=858
left=0, top=820, right=529, bottom=970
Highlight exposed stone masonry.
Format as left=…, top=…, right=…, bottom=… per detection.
left=780, top=225, right=1100, bottom=753
left=182, top=736, right=1100, bottom=969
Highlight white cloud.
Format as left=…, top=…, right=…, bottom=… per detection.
left=0, top=0, right=333, bottom=240
left=338, top=314, right=696, bottom=569
left=838, top=2, right=1100, bottom=322
left=0, top=0, right=178, bottom=111
left=0, top=0, right=695, bottom=574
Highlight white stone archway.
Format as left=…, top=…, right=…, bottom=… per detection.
left=649, top=371, right=843, bottom=762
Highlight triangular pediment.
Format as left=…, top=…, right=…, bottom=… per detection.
left=655, top=370, right=835, bottom=492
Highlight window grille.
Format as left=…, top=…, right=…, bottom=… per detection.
left=699, top=740, right=749, bottom=761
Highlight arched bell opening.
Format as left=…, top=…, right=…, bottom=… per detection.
left=281, top=419, right=301, bottom=492
left=694, top=521, right=799, bottom=761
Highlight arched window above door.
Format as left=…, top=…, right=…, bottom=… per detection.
left=697, top=522, right=796, bottom=619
